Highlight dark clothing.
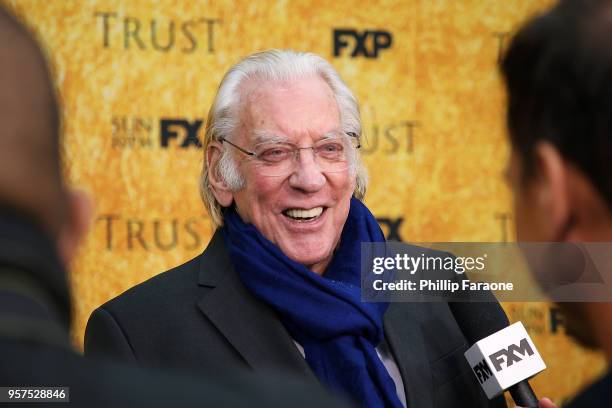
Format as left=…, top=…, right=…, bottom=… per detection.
left=2, top=331, right=349, bottom=408
left=0, top=214, right=349, bottom=408
left=86, top=231, right=506, bottom=408
left=565, top=370, right=612, bottom=408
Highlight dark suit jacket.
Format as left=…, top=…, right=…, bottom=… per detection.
left=0, top=214, right=348, bottom=408
left=86, top=231, right=506, bottom=408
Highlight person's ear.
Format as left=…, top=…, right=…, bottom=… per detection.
left=56, top=189, right=93, bottom=267
left=532, top=141, right=571, bottom=239
left=207, top=142, right=234, bottom=207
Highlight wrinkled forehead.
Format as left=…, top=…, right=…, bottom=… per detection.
left=236, top=76, right=342, bottom=144
left=251, top=129, right=344, bottom=146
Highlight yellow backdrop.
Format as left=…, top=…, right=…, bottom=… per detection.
left=3, top=0, right=606, bottom=406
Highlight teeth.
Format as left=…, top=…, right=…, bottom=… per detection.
left=285, top=207, right=324, bottom=219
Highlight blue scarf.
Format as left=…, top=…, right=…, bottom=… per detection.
left=222, top=198, right=403, bottom=408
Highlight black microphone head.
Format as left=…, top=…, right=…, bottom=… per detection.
left=448, top=301, right=510, bottom=345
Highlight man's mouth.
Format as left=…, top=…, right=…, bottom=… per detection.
left=282, top=206, right=325, bottom=222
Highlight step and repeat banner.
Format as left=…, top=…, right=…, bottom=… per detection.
left=4, top=0, right=606, bottom=405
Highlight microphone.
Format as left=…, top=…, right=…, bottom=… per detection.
left=448, top=301, right=546, bottom=407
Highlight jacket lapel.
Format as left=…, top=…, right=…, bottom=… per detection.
left=196, top=231, right=315, bottom=379
left=384, top=303, right=434, bottom=408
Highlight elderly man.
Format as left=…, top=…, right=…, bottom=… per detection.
left=502, top=1, right=612, bottom=407
left=86, top=49, right=503, bottom=408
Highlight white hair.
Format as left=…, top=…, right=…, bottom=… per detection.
left=200, top=49, right=368, bottom=226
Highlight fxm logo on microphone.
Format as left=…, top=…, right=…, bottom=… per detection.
left=471, top=338, right=535, bottom=384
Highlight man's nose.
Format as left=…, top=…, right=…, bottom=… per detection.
left=288, top=149, right=326, bottom=193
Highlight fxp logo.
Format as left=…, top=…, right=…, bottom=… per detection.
left=333, top=29, right=393, bottom=58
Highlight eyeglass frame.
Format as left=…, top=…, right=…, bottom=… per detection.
left=218, top=132, right=361, bottom=164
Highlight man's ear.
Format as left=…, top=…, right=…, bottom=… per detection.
left=207, top=142, right=234, bottom=207
left=57, top=189, right=93, bottom=267
left=532, top=141, right=571, bottom=239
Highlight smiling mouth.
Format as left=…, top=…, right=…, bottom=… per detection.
left=282, top=206, right=326, bottom=222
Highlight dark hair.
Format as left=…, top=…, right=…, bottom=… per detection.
left=501, top=0, right=612, bottom=205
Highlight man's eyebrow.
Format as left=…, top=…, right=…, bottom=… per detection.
left=320, top=130, right=343, bottom=140
left=251, top=131, right=291, bottom=145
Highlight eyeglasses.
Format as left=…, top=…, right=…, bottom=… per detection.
left=219, top=132, right=361, bottom=177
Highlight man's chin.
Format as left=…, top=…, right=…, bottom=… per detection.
left=283, top=248, right=332, bottom=274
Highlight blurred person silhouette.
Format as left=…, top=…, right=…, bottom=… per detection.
left=0, top=6, right=349, bottom=407
left=502, top=0, right=612, bottom=406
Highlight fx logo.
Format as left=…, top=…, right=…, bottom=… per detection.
left=160, top=118, right=203, bottom=148
left=489, top=338, right=534, bottom=372
left=333, top=29, right=393, bottom=58
left=472, top=359, right=493, bottom=384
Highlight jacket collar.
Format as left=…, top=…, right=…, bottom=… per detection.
left=197, top=230, right=316, bottom=379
